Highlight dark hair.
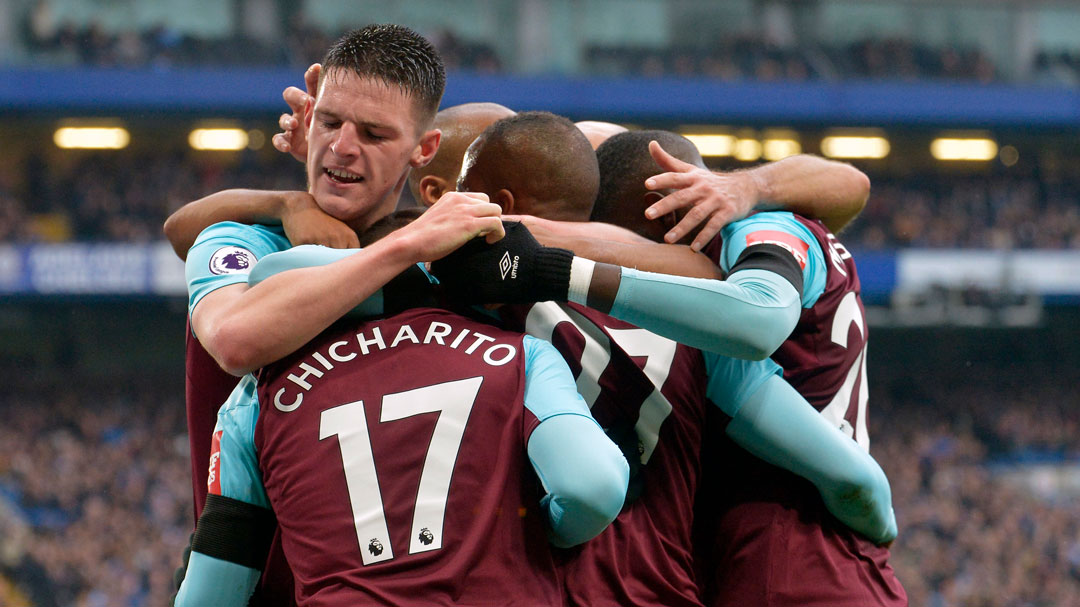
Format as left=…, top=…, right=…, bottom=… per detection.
left=593, top=129, right=704, bottom=227
left=468, top=111, right=599, bottom=220
left=322, top=24, right=446, bottom=122
left=359, top=207, right=427, bottom=246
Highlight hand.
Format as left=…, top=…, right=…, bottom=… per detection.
left=394, top=191, right=505, bottom=261
left=280, top=191, right=360, bottom=249
left=645, top=140, right=761, bottom=251
left=272, top=63, right=320, bottom=162
left=431, top=221, right=574, bottom=305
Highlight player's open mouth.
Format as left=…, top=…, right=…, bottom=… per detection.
left=324, top=167, right=364, bottom=185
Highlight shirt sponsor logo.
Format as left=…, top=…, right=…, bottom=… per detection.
left=208, top=247, right=254, bottom=276
left=745, top=230, right=809, bottom=270
left=207, top=430, right=223, bottom=495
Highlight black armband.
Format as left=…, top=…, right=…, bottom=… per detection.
left=191, top=493, right=276, bottom=570
left=728, top=243, right=805, bottom=299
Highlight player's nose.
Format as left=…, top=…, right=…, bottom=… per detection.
left=330, top=122, right=361, bottom=158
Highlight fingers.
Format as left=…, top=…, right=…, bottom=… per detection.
left=646, top=187, right=697, bottom=219
left=649, top=140, right=696, bottom=173
left=304, top=63, right=321, bottom=97
left=689, top=212, right=730, bottom=252
left=282, top=86, right=310, bottom=114
left=645, top=171, right=697, bottom=193
left=278, top=112, right=298, bottom=132
left=272, top=132, right=291, bottom=154
left=481, top=217, right=507, bottom=243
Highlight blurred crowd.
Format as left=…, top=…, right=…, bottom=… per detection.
left=15, top=2, right=1080, bottom=86
left=844, top=175, right=1080, bottom=250
left=1, top=357, right=1077, bottom=605
left=872, top=366, right=1080, bottom=607
left=2, top=149, right=1078, bottom=251
left=0, top=384, right=192, bottom=607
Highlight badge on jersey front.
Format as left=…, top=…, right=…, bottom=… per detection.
left=207, top=430, right=223, bottom=495
left=745, top=230, right=810, bottom=270
left=208, top=246, right=255, bottom=275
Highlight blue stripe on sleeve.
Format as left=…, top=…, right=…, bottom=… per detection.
left=719, top=211, right=827, bottom=307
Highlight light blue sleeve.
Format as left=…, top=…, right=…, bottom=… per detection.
left=719, top=211, right=827, bottom=307
left=609, top=267, right=801, bottom=360
left=214, top=375, right=270, bottom=508
left=185, top=222, right=290, bottom=315
left=725, top=375, right=897, bottom=544
left=521, top=336, right=629, bottom=548
left=249, top=245, right=437, bottom=318
left=702, top=352, right=783, bottom=418
left=174, top=552, right=260, bottom=607
left=175, top=376, right=268, bottom=607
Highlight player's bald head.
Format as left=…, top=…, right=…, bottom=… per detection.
left=407, top=102, right=516, bottom=206
left=593, top=130, right=705, bottom=242
left=576, top=121, right=629, bottom=150
left=458, top=111, right=599, bottom=221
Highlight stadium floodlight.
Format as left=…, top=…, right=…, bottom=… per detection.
left=734, top=138, right=762, bottom=162
left=682, top=134, right=736, bottom=157
left=53, top=127, right=130, bottom=149
left=930, top=137, right=998, bottom=161
left=763, top=138, right=801, bottom=161
left=820, top=136, right=890, bottom=159
left=189, top=128, right=250, bottom=151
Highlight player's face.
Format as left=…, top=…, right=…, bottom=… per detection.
left=306, top=70, right=438, bottom=231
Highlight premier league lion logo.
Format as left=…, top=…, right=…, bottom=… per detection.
left=368, top=538, right=384, bottom=556
left=418, top=528, right=435, bottom=545
left=208, top=247, right=255, bottom=275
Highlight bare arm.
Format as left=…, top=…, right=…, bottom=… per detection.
left=163, top=189, right=359, bottom=261
left=512, top=217, right=722, bottom=280
left=646, top=142, right=870, bottom=249
left=190, top=192, right=504, bottom=375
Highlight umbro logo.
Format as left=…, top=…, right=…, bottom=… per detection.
left=499, top=251, right=520, bottom=280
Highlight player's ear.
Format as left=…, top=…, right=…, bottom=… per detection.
left=493, top=189, right=515, bottom=214
left=410, top=129, right=441, bottom=168
left=418, top=175, right=449, bottom=207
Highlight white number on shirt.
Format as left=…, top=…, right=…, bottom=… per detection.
left=525, top=302, right=676, bottom=464
left=819, top=291, right=870, bottom=451
left=319, top=376, right=483, bottom=565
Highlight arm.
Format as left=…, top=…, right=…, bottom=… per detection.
left=723, top=374, right=897, bottom=544
left=176, top=378, right=274, bottom=606
left=645, top=142, right=870, bottom=250
left=163, top=189, right=359, bottom=261
left=568, top=213, right=825, bottom=359
left=522, top=337, right=629, bottom=548
left=189, top=192, right=503, bottom=375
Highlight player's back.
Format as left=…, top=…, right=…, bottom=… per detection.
left=503, top=301, right=708, bottom=607
left=253, top=307, right=563, bottom=606
left=698, top=216, right=906, bottom=607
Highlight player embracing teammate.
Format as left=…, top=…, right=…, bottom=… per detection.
left=168, top=23, right=906, bottom=607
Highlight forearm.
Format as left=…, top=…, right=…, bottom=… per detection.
left=725, top=376, right=897, bottom=544
left=174, top=552, right=259, bottom=607
left=559, top=238, right=723, bottom=280
left=572, top=264, right=800, bottom=359
left=164, top=190, right=306, bottom=260
left=529, top=414, right=629, bottom=548
left=748, top=155, right=870, bottom=233
left=193, top=236, right=416, bottom=374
